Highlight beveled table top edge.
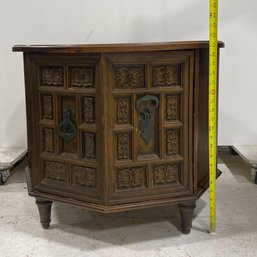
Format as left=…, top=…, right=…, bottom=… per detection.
left=13, top=40, right=225, bottom=53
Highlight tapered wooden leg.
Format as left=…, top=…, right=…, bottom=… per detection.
left=178, top=202, right=196, bottom=234
left=35, top=198, right=53, bottom=229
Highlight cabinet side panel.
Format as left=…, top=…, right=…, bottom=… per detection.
left=25, top=55, right=42, bottom=188
left=25, top=53, right=103, bottom=203
left=23, top=54, right=35, bottom=170
left=197, top=49, right=209, bottom=186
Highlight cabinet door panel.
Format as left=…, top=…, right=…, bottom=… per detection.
left=106, top=51, right=194, bottom=203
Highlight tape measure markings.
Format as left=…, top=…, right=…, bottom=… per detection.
left=209, top=0, right=218, bottom=233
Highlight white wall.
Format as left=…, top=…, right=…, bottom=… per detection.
left=218, top=0, right=257, bottom=145
left=0, top=0, right=256, bottom=148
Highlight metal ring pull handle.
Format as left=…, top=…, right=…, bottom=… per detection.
left=58, top=107, right=76, bottom=141
left=136, top=95, right=159, bottom=144
left=136, top=95, right=159, bottom=114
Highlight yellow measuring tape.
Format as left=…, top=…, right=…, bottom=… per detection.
left=209, top=0, right=218, bottom=233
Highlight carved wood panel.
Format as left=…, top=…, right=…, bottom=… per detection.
left=166, top=94, right=180, bottom=121
left=69, top=67, right=94, bottom=88
left=152, top=163, right=180, bottom=187
left=166, top=129, right=180, bottom=157
left=116, top=133, right=131, bottom=160
left=116, top=167, right=146, bottom=190
left=82, top=96, right=95, bottom=124
left=72, top=165, right=96, bottom=189
left=152, top=64, right=181, bottom=87
left=41, top=67, right=63, bottom=87
left=43, top=128, right=54, bottom=153
left=44, top=161, right=68, bottom=182
left=115, top=65, right=145, bottom=88
left=42, top=94, right=53, bottom=120
left=83, top=132, right=96, bottom=159
left=116, top=96, right=131, bottom=124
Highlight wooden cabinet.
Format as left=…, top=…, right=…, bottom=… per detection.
left=13, top=41, right=224, bottom=234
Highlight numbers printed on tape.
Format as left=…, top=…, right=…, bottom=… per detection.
left=209, top=0, right=218, bottom=233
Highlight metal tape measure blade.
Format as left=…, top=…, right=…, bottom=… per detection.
left=209, top=0, right=218, bottom=233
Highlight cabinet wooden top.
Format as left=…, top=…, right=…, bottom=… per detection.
left=13, top=41, right=224, bottom=53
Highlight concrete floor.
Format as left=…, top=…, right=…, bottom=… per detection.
left=1, top=150, right=257, bottom=257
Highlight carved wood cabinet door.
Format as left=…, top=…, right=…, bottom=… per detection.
left=105, top=51, right=195, bottom=204
left=27, top=54, right=103, bottom=203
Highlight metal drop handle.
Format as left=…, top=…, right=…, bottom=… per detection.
left=58, top=107, right=76, bottom=141
left=136, top=95, right=159, bottom=144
